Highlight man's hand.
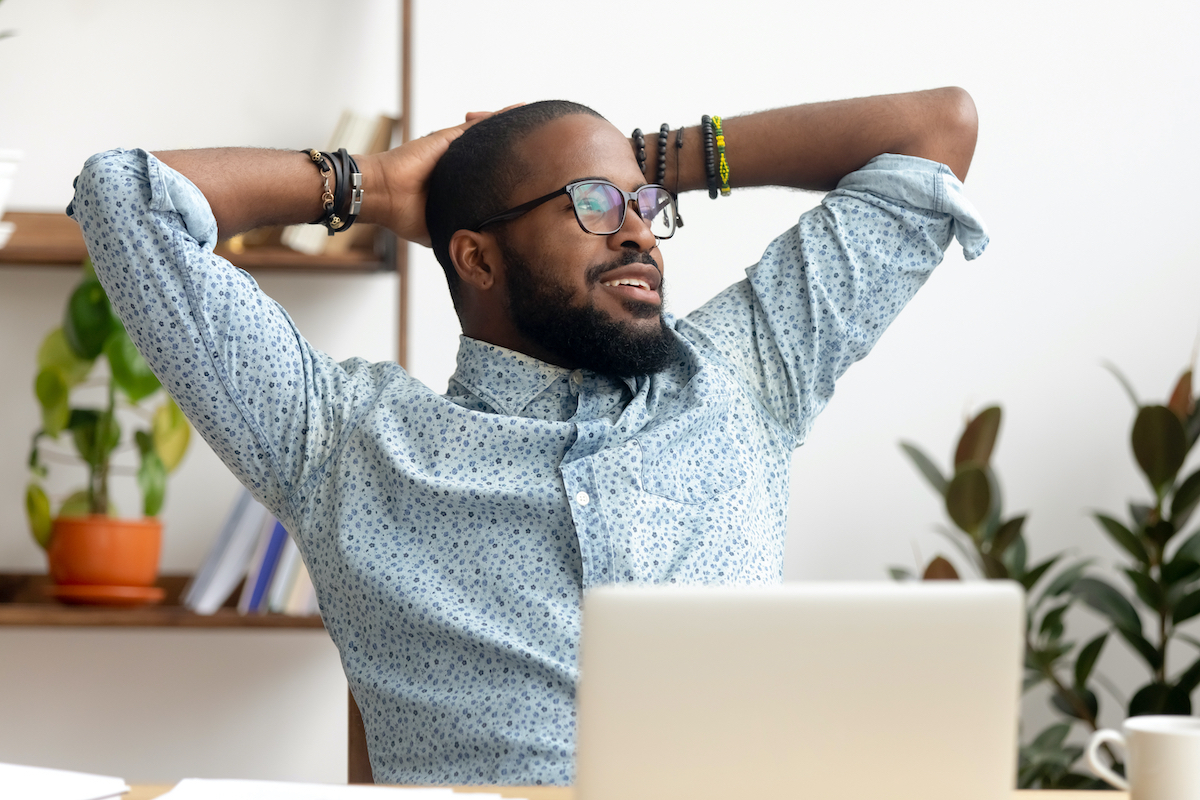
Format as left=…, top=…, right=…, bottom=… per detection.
left=363, top=110, right=509, bottom=246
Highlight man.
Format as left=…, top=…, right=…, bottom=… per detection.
left=68, top=88, right=987, bottom=785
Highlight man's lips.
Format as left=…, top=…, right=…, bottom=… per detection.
left=595, top=263, right=662, bottom=305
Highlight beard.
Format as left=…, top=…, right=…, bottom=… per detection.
left=500, top=241, right=677, bottom=378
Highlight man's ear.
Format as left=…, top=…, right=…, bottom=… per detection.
left=449, top=230, right=500, bottom=292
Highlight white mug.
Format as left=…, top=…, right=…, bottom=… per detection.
left=1086, top=715, right=1200, bottom=798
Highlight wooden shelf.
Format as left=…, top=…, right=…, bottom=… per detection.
left=0, top=573, right=325, bottom=629
left=0, top=211, right=397, bottom=274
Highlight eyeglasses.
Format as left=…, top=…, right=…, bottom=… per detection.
left=473, top=179, right=677, bottom=240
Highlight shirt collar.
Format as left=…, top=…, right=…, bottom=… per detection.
left=450, top=336, right=572, bottom=417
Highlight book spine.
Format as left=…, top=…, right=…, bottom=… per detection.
left=246, top=519, right=289, bottom=613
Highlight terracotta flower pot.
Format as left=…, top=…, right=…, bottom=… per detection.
left=47, top=515, right=162, bottom=587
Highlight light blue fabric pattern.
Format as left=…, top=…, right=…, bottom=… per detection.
left=68, top=149, right=987, bottom=785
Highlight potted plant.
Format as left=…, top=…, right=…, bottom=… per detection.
left=25, top=259, right=191, bottom=602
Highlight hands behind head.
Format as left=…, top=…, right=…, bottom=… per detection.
left=366, top=105, right=522, bottom=247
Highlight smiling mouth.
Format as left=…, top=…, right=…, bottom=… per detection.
left=600, top=277, right=652, bottom=290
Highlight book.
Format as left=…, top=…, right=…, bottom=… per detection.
left=280, top=111, right=397, bottom=256
left=237, top=516, right=289, bottom=614
left=0, top=762, right=130, bottom=800
left=184, top=489, right=271, bottom=615
left=266, top=535, right=301, bottom=613
left=284, top=558, right=319, bottom=617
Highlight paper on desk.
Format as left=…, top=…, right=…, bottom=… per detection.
left=0, top=762, right=130, bottom=800
left=158, top=778, right=521, bottom=800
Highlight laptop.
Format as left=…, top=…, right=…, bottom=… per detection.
left=575, top=581, right=1024, bottom=800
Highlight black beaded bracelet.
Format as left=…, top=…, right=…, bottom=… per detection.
left=656, top=123, right=669, bottom=185
left=701, top=115, right=718, bottom=200
left=631, top=128, right=646, bottom=176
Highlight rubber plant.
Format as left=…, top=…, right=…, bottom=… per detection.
left=1072, top=365, right=1200, bottom=718
left=895, top=407, right=1108, bottom=789
left=24, top=259, right=191, bottom=547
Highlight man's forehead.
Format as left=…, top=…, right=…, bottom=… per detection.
left=513, top=114, right=644, bottom=196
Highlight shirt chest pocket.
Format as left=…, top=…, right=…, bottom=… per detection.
left=635, top=389, right=751, bottom=505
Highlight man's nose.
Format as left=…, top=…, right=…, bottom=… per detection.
left=608, top=198, right=657, bottom=253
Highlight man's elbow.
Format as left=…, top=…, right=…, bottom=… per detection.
left=934, top=86, right=978, bottom=182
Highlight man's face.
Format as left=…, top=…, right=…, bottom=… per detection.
left=489, top=114, right=675, bottom=376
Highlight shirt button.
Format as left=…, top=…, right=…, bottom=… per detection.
left=571, top=370, right=584, bottom=386
left=575, top=491, right=590, bottom=506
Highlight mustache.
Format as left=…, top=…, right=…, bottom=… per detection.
left=584, top=250, right=662, bottom=285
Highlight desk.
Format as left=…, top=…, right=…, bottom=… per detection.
left=127, top=789, right=1126, bottom=800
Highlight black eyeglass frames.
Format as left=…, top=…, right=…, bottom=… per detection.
left=472, top=179, right=677, bottom=240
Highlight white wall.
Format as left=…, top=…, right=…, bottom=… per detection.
left=2, top=0, right=1199, bottom=782
left=406, top=0, right=1200, bottom=738
left=0, top=0, right=401, bottom=783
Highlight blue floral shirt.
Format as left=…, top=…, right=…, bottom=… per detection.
left=68, top=149, right=987, bottom=785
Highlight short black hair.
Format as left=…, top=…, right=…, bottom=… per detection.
left=425, top=100, right=606, bottom=307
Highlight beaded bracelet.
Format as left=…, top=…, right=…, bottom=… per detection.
left=700, top=115, right=718, bottom=200
left=631, top=128, right=646, bottom=176
left=713, top=116, right=731, bottom=196
left=656, top=124, right=670, bottom=185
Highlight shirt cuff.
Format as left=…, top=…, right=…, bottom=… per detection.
left=836, top=153, right=990, bottom=261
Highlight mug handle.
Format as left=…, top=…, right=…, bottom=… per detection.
left=1086, top=728, right=1130, bottom=791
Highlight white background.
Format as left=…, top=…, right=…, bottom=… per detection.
left=1, top=0, right=1199, bottom=784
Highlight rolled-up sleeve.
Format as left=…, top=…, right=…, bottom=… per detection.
left=678, top=153, right=990, bottom=446
left=67, top=149, right=389, bottom=530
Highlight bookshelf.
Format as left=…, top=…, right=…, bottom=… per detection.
left=0, top=572, right=324, bottom=628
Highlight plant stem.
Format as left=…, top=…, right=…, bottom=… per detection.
left=91, top=381, right=116, bottom=515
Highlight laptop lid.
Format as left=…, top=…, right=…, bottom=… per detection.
left=575, top=582, right=1023, bottom=800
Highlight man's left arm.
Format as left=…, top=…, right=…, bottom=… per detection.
left=664, top=89, right=986, bottom=445
left=650, top=87, right=977, bottom=191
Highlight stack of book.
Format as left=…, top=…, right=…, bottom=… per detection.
left=182, top=488, right=318, bottom=617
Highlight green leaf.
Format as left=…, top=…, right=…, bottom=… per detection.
left=922, top=556, right=960, bottom=581
left=137, top=450, right=166, bottom=517
left=1094, top=513, right=1149, bottom=565
left=1175, top=654, right=1200, bottom=694
left=37, top=327, right=93, bottom=386
left=1176, top=530, right=1200, bottom=564
left=1073, top=576, right=1142, bottom=635
left=1146, top=519, right=1177, bottom=552
left=1039, top=603, right=1070, bottom=640
left=1075, top=633, right=1108, bottom=688
left=946, top=465, right=991, bottom=535
left=1023, top=671, right=1047, bottom=692
left=1174, top=589, right=1200, bottom=625
left=981, top=552, right=1009, bottom=580
left=1051, top=686, right=1098, bottom=721
left=104, top=325, right=161, bottom=403
left=1003, top=532, right=1028, bottom=579
left=1162, top=557, right=1200, bottom=587
left=34, top=367, right=70, bottom=437
left=1129, top=502, right=1154, bottom=529
left=1118, top=627, right=1162, bottom=671
left=900, top=441, right=948, bottom=496
left=68, top=408, right=120, bottom=467
left=888, top=567, right=914, bottom=582
left=1030, top=722, right=1072, bottom=752
left=1132, top=405, right=1188, bottom=495
left=989, top=515, right=1025, bottom=560
left=955, top=406, right=1002, bottom=468
left=1163, top=684, right=1193, bottom=715
left=1170, top=468, right=1200, bottom=531
left=1167, top=369, right=1194, bottom=421
left=58, top=489, right=95, bottom=518
left=62, top=279, right=113, bottom=359
left=1021, top=555, right=1061, bottom=593
left=1103, top=361, right=1140, bottom=408
left=24, top=483, right=52, bottom=549
left=1043, top=561, right=1092, bottom=598
left=1124, top=568, right=1165, bottom=609
left=1129, top=683, right=1178, bottom=716
left=152, top=397, right=190, bottom=472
